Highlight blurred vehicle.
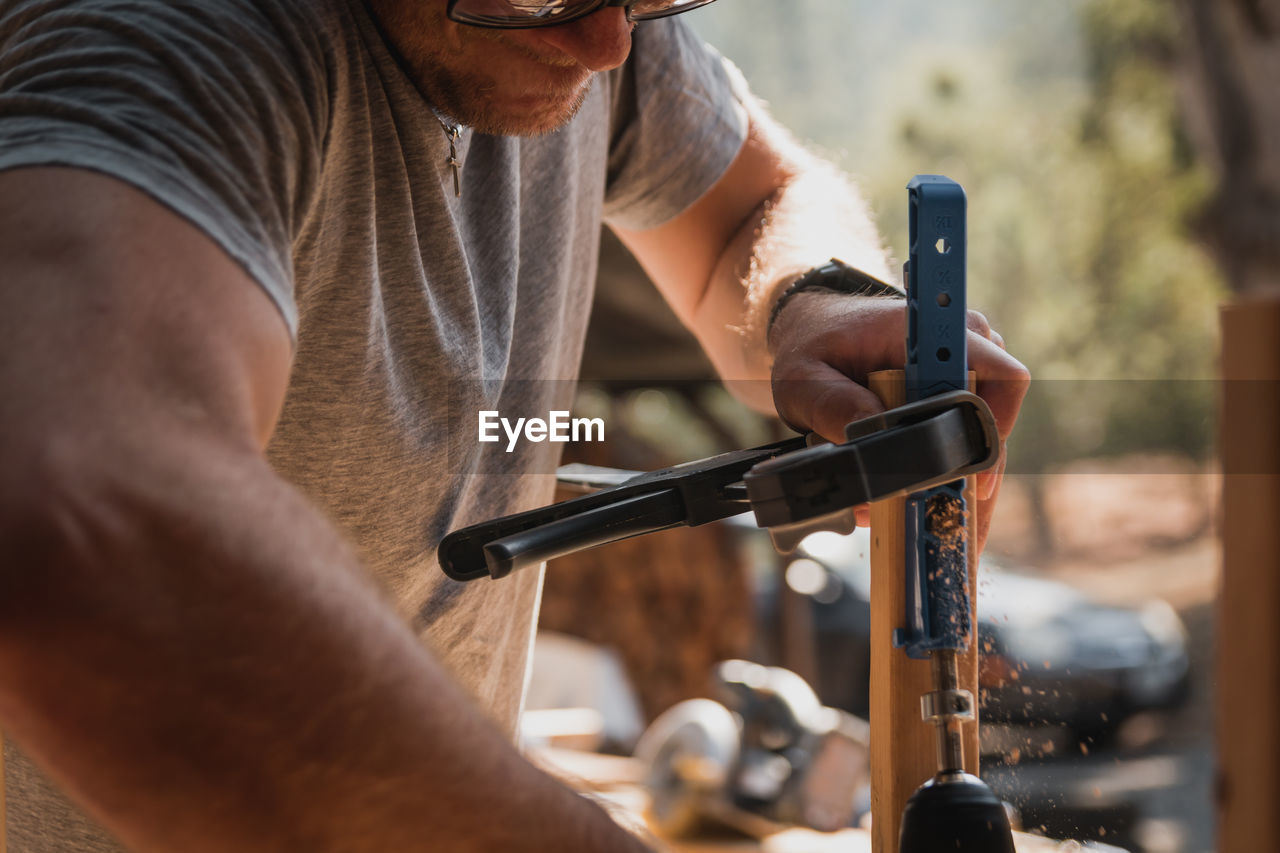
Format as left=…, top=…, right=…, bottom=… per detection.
left=742, top=523, right=1191, bottom=745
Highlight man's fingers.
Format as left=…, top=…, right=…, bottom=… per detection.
left=974, top=447, right=1007, bottom=555
left=965, top=309, right=993, bottom=340
left=967, top=309, right=1006, bottom=349
left=771, top=360, right=887, bottom=444
left=977, top=442, right=1006, bottom=501
left=968, top=333, right=1031, bottom=441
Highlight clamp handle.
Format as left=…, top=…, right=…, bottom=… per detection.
left=437, top=392, right=999, bottom=582
left=437, top=437, right=806, bottom=581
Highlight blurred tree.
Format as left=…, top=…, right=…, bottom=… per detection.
left=1173, top=0, right=1280, bottom=295
left=689, top=0, right=1227, bottom=552
left=1173, top=9, right=1280, bottom=852
left=855, top=0, right=1224, bottom=552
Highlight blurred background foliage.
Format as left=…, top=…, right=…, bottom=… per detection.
left=683, top=0, right=1225, bottom=470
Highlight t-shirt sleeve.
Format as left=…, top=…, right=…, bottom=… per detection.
left=602, top=18, right=749, bottom=232
left=0, top=0, right=330, bottom=336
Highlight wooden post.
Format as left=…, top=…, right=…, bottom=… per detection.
left=1217, top=294, right=1280, bottom=853
left=868, top=370, right=980, bottom=853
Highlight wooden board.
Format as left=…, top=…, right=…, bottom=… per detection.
left=1217, top=295, right=1280, bottom=853
left=868, top=370, right=980, bottom=853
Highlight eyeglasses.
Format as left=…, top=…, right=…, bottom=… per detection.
left=447, top=0, right=719, bottom=29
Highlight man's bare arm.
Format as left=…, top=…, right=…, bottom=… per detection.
left=0, top=168, right=647, bottom=852
left=612, top=98, right=896, bottom=408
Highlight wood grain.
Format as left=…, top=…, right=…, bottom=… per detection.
left=868, top=370, right=979, bottom=853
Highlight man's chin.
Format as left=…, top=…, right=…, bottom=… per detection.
left=466, top=83, right=592, bottom=137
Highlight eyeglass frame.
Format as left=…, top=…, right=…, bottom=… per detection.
left=446, top=0, right=719, bottom=30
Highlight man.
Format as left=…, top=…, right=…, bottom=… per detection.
left=0, top=0, right=1028, bottom=850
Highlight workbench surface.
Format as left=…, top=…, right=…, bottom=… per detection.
left=529, top=746, right=1119, bottom=853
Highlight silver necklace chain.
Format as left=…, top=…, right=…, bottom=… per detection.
left=434, top=113, right=465, bottom=198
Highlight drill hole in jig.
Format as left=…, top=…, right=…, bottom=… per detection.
left=935, top=237, right=951, bottom=254
left=937, top=293, right=951, bottom=307
left=937, top=347, right=952, bottom=361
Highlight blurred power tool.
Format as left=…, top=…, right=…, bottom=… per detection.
left=633, top=660, right=871, bottom=838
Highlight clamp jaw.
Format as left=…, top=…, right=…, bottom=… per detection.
left=743, top=390, right=996, bottom=553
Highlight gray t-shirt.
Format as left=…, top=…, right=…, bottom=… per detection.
left=0, top=0, right=748, bottom=848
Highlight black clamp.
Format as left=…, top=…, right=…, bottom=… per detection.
left=437, top=390, right=999, bottom=582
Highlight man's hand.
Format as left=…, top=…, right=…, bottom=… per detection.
left=768, top=290, right=1031, bottom=550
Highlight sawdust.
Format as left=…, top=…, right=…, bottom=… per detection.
left=926, top=492, right=967, bottom=555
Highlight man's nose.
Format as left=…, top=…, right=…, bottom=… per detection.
left=531, top=6, right=633, bottom=72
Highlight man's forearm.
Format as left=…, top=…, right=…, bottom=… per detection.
left=0, top=427, right=648, bottom=852
left=691, top=115, right=894, bottom=409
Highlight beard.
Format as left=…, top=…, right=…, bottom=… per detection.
left=369, top=3, right=599, bottom=137
left=422, top=60, right=595, bottom=137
